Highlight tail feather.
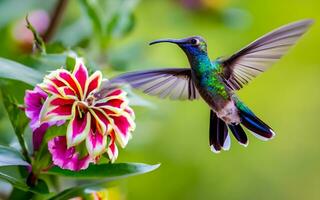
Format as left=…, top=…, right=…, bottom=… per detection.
left=209, top=100, right=275, bottom=153
left=228, top=124, right=248, bottom=146
left=209, top=110, right=229, bottom=153
left=236, top=101, right=275, bottom=140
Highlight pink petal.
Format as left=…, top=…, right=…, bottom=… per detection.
left=40, top=96, right=74, bottom=122
left=106, top=89, right=123, bottom=97
left=61, top=86, right=76, bottom=97
left=111, top=113, right=135, bottom=147
left=48, top=136, right=92, bottom=171
left=32, top=121, right=64, bottom=151
left=73, top=62, right=88, bottom=94
left=107, top=130, right=118, bottom=162
left=95, top=98, right=125, bottom=108
left=85, top=71, right=102, bottom=97
left=40, top=82, right=62, bottom=96
left=32, top=123, right=49, bottom=151
left=86, top=120, right=107, bottom=157
left=24, top=87, right=48, bottom=130
left=57, top=70, right=82, bottom=99
left=50, top=97, right=76, bottom=106
left=125, top=107, right=135, bottom=118
left=66, top=105, right=91, bottom=147
left=89, top=108, right=110, bottom=134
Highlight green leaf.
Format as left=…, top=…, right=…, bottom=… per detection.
left=8, top=187, right=34, bottom=200
left=0, top=57, right=43, bottom=86
left=1, top=88, right=30, bottom=162
left=0, top=167, right=29, bottom=191
left=0, top=166, right=49, bottom=195
left=65, top=55, right=76, bottom=71
left=106, top=0, right=139, bottom=38
left=36, top=53, right=67, bottom=68
left=0, top=145, right=30, bottom=167
left=47, top=180, right=114, bottom=200
left=45, top=162, right=160, bottom=179
left=46, top=162, right=159, bottom=200
left=79, top=0, right=103, bottom=33
left=43, top=125, right=67, bottom=143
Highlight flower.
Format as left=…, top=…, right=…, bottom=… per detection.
left=24, top=86, right=64, bottom=150
left=25, top=58, right=135, bottom=170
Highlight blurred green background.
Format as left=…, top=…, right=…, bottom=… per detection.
left=0, top=0, right=320, bottom=199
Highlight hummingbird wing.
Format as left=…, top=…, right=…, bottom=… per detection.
left=219, top=19, right=313, bottom=90
left=103, top=68, right=200, bottom=100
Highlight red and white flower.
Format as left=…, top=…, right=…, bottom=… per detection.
left=25, top=58, right=135, bottom=170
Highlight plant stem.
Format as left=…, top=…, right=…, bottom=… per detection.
left=16, top=134, right=31, bottom=163
left=43, top=0, right=69, bottom=42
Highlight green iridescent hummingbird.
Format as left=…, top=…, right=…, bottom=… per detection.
left=96, top=19, right=313, bottom=153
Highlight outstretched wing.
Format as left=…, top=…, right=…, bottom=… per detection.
left=220, top=19, right=313, bottom=90
left=102, top=68, right=200, bottom=100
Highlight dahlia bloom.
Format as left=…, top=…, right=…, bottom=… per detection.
left=24, top=58, right=135, bottom=170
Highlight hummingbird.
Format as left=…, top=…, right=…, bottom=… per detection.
left=96, top=19, right=313, bottom=153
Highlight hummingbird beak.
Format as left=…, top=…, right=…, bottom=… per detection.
left=149, top=38, right=187, bottom=46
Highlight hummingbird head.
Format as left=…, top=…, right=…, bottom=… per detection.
left=149, top=36, right=208, bottom=59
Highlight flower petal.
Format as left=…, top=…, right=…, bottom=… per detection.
left=48, top=136, right=92, bottom=171
left=55, top=69, right=83, bottom=99
left=40, top=96, right=74, bottom=123
left=32, top=123, right=49, bottom=151
left=107, top=130, right=118, bottom=162
left=85, top=71, right=102, bottom=97
left=86, top=122, right=107, bottom=157
left=94, top=89, right=127, bottom=107
left=24, top=86, right=48, bottom=130
left=66, top=104, right=91, bottom=147
left=110, top=112, right=135, bottom=147
left=73, top=59, right=88, bottom=95
left=89, top=108, right=110, bottom=134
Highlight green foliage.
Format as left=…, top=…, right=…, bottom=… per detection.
left=0, top=166, right=48, bottom=194
left=0, top=58, right=43, bottom=86
left=47, top=181, right=113, bottom=200
left=1, top=88, right=30, bottom=162
left=46, top=163, right=160, bottom=179
left=26, top=16, right=46, bottom=54
left=79, top=0, right=139, bottom=50
left=0, top=145, right=30, bottom=167
left=46, top=163, right=159, bottom=200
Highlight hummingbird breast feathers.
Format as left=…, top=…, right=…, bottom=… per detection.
left=216, top=101, right=241, bottom=124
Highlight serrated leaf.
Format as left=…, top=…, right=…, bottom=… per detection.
left=0, top=57, right=43, bottom=86
left=0, top=145, right=30, bottom=167
left=45, top=162, right=160, bottom=179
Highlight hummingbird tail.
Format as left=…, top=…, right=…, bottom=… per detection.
left=237, top=103, right=275, bottom=141
left=209, top=110, right=230, bottom=153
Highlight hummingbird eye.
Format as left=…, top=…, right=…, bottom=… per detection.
left=190, top=38, right=200, bottom=45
